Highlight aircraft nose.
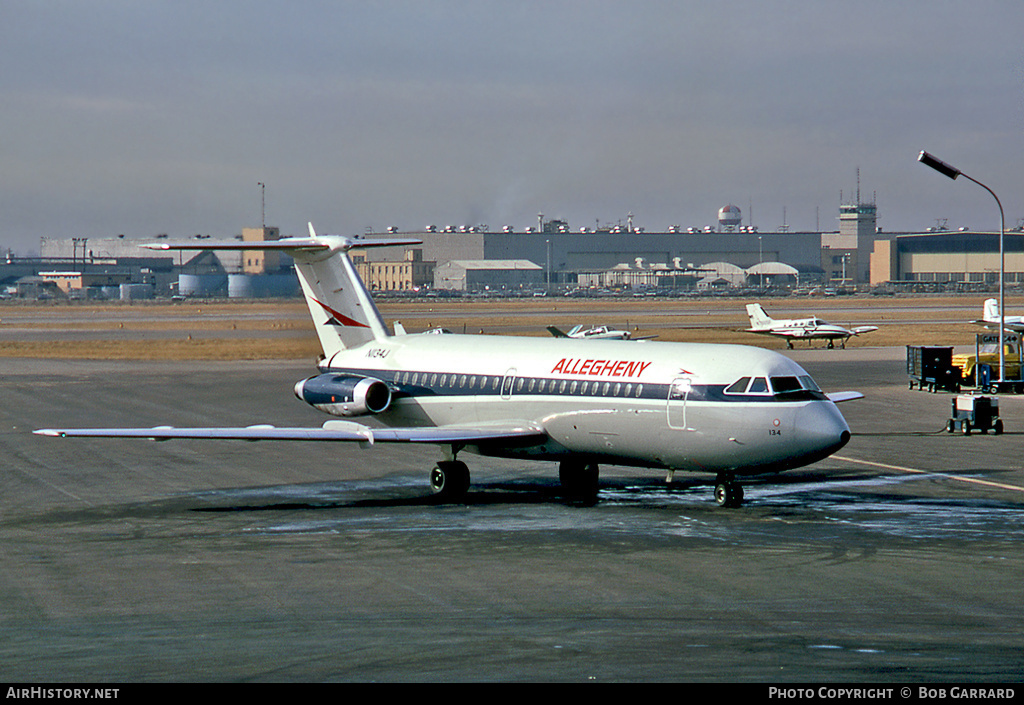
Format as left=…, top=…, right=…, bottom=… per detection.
left=796, top=401, right=851, bottom=457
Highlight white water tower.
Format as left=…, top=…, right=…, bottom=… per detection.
left=718, top=204, right=742, bottom=231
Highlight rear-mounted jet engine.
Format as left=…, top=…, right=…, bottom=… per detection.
left=294, top=374, right=391, bottom=417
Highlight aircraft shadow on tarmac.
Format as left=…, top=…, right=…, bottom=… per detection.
left=185, top=469, right=892, bottom=513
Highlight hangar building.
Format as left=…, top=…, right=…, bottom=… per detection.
left=870, top=231, right=1024, bottom=286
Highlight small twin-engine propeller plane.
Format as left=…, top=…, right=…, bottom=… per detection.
left=974, top=298, right=1024, bottom=333
left=36, top=225, right=860, bottom=507
left=744, top=303, right=878, bottom=350
left=546, top=324, right=655, bottom=341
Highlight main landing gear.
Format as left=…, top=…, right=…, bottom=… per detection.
left=429, top=456, right=602, bottom=502
left=429, top=460, right=470, bottom=500
left=429, top=456, right=743, bottom=508
left=558, top=460, right=600, bottom=501
left=714, top=473, right=744, bottom=508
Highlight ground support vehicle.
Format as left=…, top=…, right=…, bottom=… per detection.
left=953, top=333, right=1024, bottom=393
left=947, top=394, right=1003, bottom=435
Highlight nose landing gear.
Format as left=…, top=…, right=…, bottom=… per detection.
left=714, top=474, right=744, bottom=508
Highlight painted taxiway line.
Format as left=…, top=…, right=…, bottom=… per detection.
left=833, top=455, right=1024, bottom=494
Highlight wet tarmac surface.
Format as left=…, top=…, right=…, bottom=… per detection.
left=2, top=352, right=1024, bottom=682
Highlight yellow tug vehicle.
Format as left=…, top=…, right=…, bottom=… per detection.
left=952, top=334, right=1024, bottom=393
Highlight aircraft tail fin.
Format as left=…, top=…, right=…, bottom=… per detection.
left=984, top=298, right=1000, bottom=323
left=745, top=303, right=774, bottom=330
left=141, top=224, right=421, bottom=356
left=291, top=226, right=387, bottom=354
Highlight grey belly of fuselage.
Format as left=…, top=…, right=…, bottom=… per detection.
left=376, top=394, right=844, bottom=476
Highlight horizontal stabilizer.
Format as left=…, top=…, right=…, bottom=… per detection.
left=141, top=224, right=424, bottom=356
left=141, top=235, right=422, bottom=253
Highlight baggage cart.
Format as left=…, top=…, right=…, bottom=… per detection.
left=907, top=345, right=960, bottom=393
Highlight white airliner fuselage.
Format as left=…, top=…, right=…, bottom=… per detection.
left=37, top=228, right=858, bottom=507
left=307, top=332, right=850, bottom=474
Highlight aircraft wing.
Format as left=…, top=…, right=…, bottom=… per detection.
left=973, top=319, right=1024, bottom=332
left=850, top=326, right=879, bottom=335
left=745, top=327, right=796, bottom=337
left=547, top=326, right=569, bottom=338
left=35, top=421, right=548, bottom=447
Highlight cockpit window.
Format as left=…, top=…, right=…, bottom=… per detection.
left=770, top=375, right=826, bottom=400
left=769, top=376, right=802, bottom=393
left=798, top=375, right=820, bottom=392
left=726, top=375, right=823, bottom=398
left=725, top=377, right=751, bottom=394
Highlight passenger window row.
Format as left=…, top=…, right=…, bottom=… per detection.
left=389, top=370, right=647, bottom=399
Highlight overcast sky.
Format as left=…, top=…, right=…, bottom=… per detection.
left=2, top=1, right=1022, bottom=253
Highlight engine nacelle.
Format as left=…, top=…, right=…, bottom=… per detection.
left=293, top=374, right=391, bottom=417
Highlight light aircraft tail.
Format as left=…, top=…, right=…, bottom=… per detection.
left=142, top=224, right=421, bottom=357
left=983, top=298, right=1000, bottom=323
left=745, top=303, right=774, bottom=330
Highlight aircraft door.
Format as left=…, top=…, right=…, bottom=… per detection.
left=501, top=368, right=516, bottom=400
left=667, top=377, right=692, bottom=430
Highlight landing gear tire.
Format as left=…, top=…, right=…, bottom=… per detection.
left=714, top=480, right=744, bottom=508
left=430, top=460, right=470, bottom=500
left=559, top=461, right=599, bottom=501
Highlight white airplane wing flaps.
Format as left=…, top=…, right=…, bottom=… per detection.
left=34, top=421, right=548, bottom=447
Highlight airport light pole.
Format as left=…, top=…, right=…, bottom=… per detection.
left=257, top=182, right=266, bottom=229
left=918, top=151, right=1006, bottom=384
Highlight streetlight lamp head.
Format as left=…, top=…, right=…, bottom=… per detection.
left=918, top=151, right=961, bottom=180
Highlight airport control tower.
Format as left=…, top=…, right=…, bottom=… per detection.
left=822, top=171, right=879, bottom=285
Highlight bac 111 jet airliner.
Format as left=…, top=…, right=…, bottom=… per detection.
left=36, top=225, right=860, bottom=507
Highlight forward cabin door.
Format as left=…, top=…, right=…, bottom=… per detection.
left=501, top=368, right=517, bottom=400
left=667, top=376, right=693, bottom=430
